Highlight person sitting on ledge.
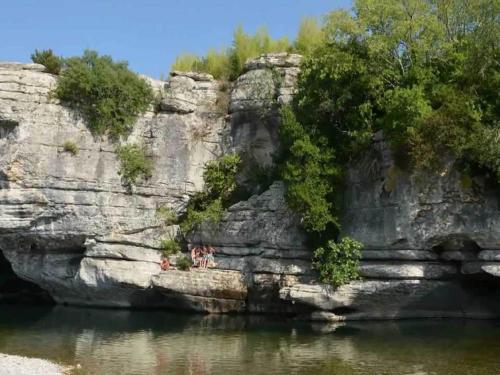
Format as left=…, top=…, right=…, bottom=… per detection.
left=191, top=246, right=202, bottom=267
left=160, top=257, right=170, bottom=271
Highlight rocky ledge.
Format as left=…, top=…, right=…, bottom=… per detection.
left=1, top=55, right=500, bottom=320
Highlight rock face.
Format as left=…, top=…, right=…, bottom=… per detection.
left=152, top=269, right=247, bottom=313
left=186, top=181, right=313, bottom=313
left=0, top=62, right=225, bottom=307
left=230, top=53, right=302, bottom=179
left=2, top=55, right=500, bottom=319
left=280, top=135, right=500, bottom=320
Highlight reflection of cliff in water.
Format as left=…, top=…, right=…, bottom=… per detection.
left=0, top=305, right=500, bottom=374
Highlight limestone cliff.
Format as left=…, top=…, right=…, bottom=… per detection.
left=0, top=61, right=226, bottom=306
left=1, top=55, right=500, bottom=320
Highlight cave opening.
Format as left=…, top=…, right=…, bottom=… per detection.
left=0, top=250, right=54, bottom=305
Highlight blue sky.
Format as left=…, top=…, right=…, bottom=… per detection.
left=1, top=0, right=351, bottom=78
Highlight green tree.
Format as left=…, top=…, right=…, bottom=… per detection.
left=280, top=0, right=498, bottom=287
left=294, top=17, right=325, bottom=55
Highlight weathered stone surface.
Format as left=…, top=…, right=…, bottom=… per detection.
left=439, top=250, right=478, bottom=261
left=478, top=250, right=500, bottom=261
left=3, top=55, right=500, bottom=320
left=188, top=181, right=312, bottom=312
left=360, top=261, right=458, bottom=280
left=230, top=53, right=301, bottom=169
left=152, top=269, right=246, bottom=300
left=244, top=53, right=302, bottom=70
left=341, top=134, right=500, bottom=251
left=230, top=69, right=276, bottom=113
left=361, top=250, right=439, bottom=260
left=189, top=182, right=306, bottom=250
left=463, top=262, right=500, bottom=277
left=84, top=240, right=163, bottom=263
left=281, top=279, right=500, bottom=320
left=152, top=269, right=247, bottom=313
left=170, top=70, right=214, bottom=82
left=0, top=61, right=225, bottom=307
left=161, top=72, right=218, bottom=113
left=481, top=263, right=500, bottom=277
left=0, top=62, right=46, bottom=72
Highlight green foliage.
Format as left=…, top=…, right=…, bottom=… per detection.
left=156, top=205, right=177, bottom=226
left=159, top=238, right=181, bottom=257
left=179, top=154, right=241, bottom=235
left=54, top=50, right=154, bottom=138
left=280, top=106, right=340, bottom=233
left=116, top=144, right=153, bottom=185
left=294, top=17, right=325, bottom=55
left=180, top=198, right=224, bottom=235
left=229, top=26, right=291, bottom=79
left=202, top=154, right=241, bottom=202
left=280, top=0, right=498, bottom=286
left=281, top=0, right=500, bottom=241
left=62, top=140, right=78, bottom=155
left=170, top=26, right=296, bottom=80
left=171, top=50, right=231, bottom=80
left=31, top=49, right=62, bottom=75
left=171, top=53, right=201, bottom=72
left=176, top=255, right=192, bottom=271
left=313, top=237, right=363, bottom=288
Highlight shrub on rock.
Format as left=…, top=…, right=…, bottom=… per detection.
left=31, top=49, right=62, bottom=75
left=55, top=50, right=153, bottom=138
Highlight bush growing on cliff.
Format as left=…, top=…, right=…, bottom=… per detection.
left=62, top=140, right=78, bottom=155
left=31, top=49, right=62, bottom=75
left=313, top=238, right=363, bottom=288
left=180, top=154, right=241, bottom=235
left=55, top=50, right=154, bottom=138
left=156, top=205, right=178, bottom=226
left=176, top=256, right=192, bottom=271
left=160, top=238, right=181, bottom=256
left=116, top=144, right=153, bottom=185
left=180, top=198, right=224, bottom=235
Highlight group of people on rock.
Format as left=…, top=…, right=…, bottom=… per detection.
left=191, top=245, right=216, bottom=268
left=160, top=245, right=217, bottom=271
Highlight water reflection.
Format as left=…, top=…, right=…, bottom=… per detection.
left=0, top=305, right=499, bottom=374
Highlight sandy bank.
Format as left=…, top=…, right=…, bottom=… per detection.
left=0, top=353, right=68, bottom=375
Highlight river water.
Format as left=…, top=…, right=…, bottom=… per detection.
left=0, top=304, right=499, bottom=374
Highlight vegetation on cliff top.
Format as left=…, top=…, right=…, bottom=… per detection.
left=54, top=50, right=154, bottom=138
left=280, top=0, right=499, bottom=238
left=34, top=49, right=156, bottom=187
left=31, top=49, right=62, bottom=75
left=278, top=0, right=498, bottom=285
left=171, top=18, right=324, bottom=80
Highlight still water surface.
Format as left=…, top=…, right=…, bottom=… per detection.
left=0, top=304, right=499, bottom=374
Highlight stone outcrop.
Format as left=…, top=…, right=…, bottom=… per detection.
left=2, top=54, right=500, bottom=320
left=0, top=61, right=225, bottom=307
left=280, top=135, right=500, bottom=320
left=186, top=181, right=313, bottom=313
left=152, top=269, right=247, bottom=313
left=230, top=53, right=301, bottom=180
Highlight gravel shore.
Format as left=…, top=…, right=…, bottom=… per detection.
left=0, top=354, right=68, bottom=375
